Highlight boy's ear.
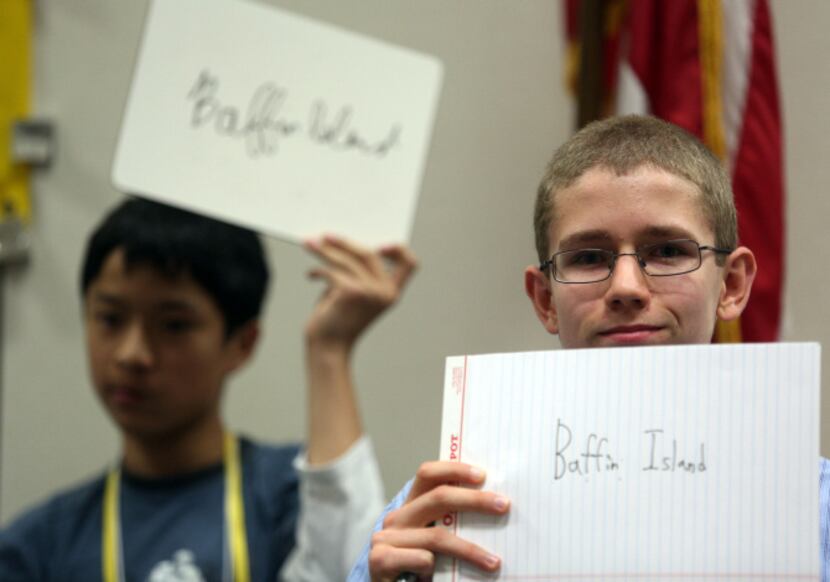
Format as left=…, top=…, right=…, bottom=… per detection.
left=225, top=320, right=261, bottom=373
left=716, top=246, right=757, bottom=321
left=524, top=266, right=559, bottom=335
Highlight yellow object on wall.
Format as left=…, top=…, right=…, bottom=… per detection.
left=0, top=0, right=32, bottom=222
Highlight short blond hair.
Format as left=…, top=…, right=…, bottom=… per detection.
left=534, top=115, right=737, bottom=262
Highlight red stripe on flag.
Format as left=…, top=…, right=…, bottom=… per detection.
left=626, top=0, right=703, bottom=134
left=731, top=0, right=784, bottom=341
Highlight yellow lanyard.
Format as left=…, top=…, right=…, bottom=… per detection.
left=102, top=432, right=251, bottom=582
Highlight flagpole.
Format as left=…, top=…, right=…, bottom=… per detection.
left=576, top=0, right=604, bottom=128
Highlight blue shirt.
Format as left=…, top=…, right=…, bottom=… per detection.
left=348, top=480, right=413, bottom=582
left=350, top=460, right=830, bottom=580
left=0, top=438, right=300, bottom=582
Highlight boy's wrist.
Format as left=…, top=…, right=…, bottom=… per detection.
left=305, top=335, right=353, bottom=365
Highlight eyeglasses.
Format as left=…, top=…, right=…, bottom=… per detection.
left=539, top=239, right=733, bottom=284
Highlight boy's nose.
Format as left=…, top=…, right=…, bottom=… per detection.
left=604, top=254, right=651, bottom=311
left=116, top=323, right=154, bottom=370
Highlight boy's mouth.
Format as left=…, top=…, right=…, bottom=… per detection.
left=107, top=385, right=149, bottom=407
left=598, top=324, right=664, bottom=344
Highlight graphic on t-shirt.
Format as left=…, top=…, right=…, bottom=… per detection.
left=147, top=549, right=205, bottom=582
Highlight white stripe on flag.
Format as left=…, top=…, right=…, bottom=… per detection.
left=720, top=0, right=755, bottom=172
left=615, top=61, right=648, bottom=115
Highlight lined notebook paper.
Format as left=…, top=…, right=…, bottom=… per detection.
left=436, top=343, right=820, bottom=581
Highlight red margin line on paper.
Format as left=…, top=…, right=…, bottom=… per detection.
left=452, top=355, right=469, bottom=582
left=458, top=355, right=468, bottom=464
left=497, top=574, right=817, bottom=580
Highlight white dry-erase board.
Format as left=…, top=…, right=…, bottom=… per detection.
left=437, top=343, right=821, bottom=581
left=112, top=0, right=443, bottom=245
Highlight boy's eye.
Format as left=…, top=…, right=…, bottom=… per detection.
left=161, top=319, right=197, bottom=334
left=93, top=311, right=124, bottom=328
left=647, top=241, right=694, bottom=261
left=566, top=250, right=609, bottom=267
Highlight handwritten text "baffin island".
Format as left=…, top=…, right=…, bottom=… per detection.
left=554, top=419, right=707, bottom=482
left=187, top=70, right=401, bottom=159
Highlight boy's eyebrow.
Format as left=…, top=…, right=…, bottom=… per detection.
left=556, top=225, right=701, bottom=252
left=88, top=292, right=199, bottom=313
left=640, top=225, right=697, bottom=240
left=88, top=292, right=125, bottom=306
left=155, top=300, right=200, bottom=314
left=557, top=230, right=614, bottom=251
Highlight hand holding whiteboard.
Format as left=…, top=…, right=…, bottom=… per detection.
left=112, top=0, right=443, bottom=245
left=437, top=343, right=820, bottom=581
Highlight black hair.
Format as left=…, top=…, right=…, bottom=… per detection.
left=80, top=197, right=270, bottom=337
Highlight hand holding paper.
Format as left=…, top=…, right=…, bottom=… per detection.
left=368, top=461, right=507, bottom=580
left=303, top=235, right=417, bottom=351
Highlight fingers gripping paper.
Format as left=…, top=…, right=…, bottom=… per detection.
left=113, top=0, right=443, bottom=245
left=438, top=343, right=820, bottom=581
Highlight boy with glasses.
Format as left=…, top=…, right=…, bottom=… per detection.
left=348, top=114, right=810, bottom=580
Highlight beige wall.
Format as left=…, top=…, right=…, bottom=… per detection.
left=1, top=0, right=827, bottom=523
